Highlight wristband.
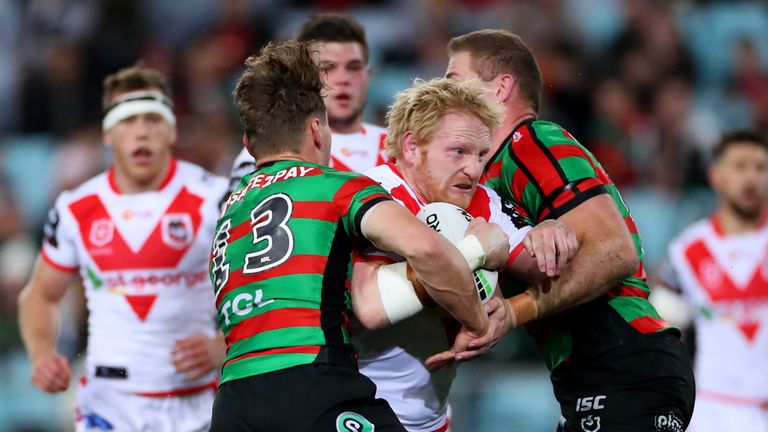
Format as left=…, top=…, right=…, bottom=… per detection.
left=377, top=262, right=424, bottom=324
left=508, top=291, right=538, bottom=327
left=455, top=234, right=486, bottom=270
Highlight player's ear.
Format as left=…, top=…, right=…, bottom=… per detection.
left=402, top=131, right=418, bottom=165
left=707, top=163, right=719, bottom=189
left=496, top=73, right=514, bottom=103
left=309, top=117, right=323, bottom=150
left=241, top=134, right=249, bottom=149
left=102, top=129, right=113, bottom=147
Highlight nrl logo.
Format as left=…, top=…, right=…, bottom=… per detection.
left=161, top=213, right=194, bottom=249
left=513, top=131, right=523, bottom=142
left=89, top=219, right=115, bottom=247
left=580, top=415, right=601, bottom=432
left=655, top=412, right=684, bottom=432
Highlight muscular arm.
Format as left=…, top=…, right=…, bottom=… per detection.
left=355, top=201, right=488, bottom=334
left=18, top=257, right=79, bottom=392
left=508, top=194, right=639, bottom=325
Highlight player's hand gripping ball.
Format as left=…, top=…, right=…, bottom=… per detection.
left=416, top=202, right=498, bottom=304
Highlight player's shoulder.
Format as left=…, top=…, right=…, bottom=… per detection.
left=230, top=147, right=255, bottom=178
left=516, top=119, right=584, bottom=149
left=175, top=160, right=228, bottom=193
left=54, top=170, right=110, bottom=207
left=363, top=163, right=398, bottom=186
left=670, top=217, right=712, bottom=249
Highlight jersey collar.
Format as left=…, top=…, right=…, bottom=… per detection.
left=108, top=158, right=177, bottom=194
left=484, top=117, right=537, bottom=175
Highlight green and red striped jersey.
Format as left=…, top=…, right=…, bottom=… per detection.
left=482, top=119, right=672, bottom=371
left=210, top=160, right=390, bottom=384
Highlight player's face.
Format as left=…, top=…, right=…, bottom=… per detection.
left=315, top=42, right=370, bottom=132
left=711, top=142, right=768, bottom=220
left=410, top=113, right=491, bottom=209
left=104, top=92, right=176, bottom=187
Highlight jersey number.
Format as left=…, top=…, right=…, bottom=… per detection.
left=211, top=194, right=295, bottom=295
left=243, top=193, right=295, bottom=273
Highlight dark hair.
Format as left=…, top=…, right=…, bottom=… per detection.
left=102, top=66, right=172, bottom=110
left=448, top=29, right=542, bottom=113
left=713, top=130, right=768, bottom=161
left=234, top=41, right=326, bottom=159
left=297, top=12, right=368, bottom=63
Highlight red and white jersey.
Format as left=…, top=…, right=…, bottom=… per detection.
left=329, top=122, right=388, bottom=173
left=668, top=216, right=768, bottom=403
left=42, top=159, right=228, bottom=395
left=354, top=162, right=529, bottom=431
left=229, top=122, right=388, bottom=188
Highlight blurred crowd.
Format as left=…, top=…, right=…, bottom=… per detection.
left=1, top=0, right=767, bottom=430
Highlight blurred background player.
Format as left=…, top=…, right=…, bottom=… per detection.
left=354, top=77, right=579, bottom=432
left=653, top=130, right=768, bottom=432
left=445, top=30, right=695, bottom=431
left=229, top=12, right=386, bottom=187
left=17, top=66, right=228, bottom=431
left=210, top=40, right=507, bottom=431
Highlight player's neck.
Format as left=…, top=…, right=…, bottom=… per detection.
left=493, top=109, right=537, bottom=151
left=112, top=158, right=172, bottom=194
left=330, top=117, right=364, bottom=135
left=715, top=206, right=767, bottom=235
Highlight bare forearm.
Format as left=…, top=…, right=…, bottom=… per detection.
left=531, top=236, right=636, bottom=319
left=407, top=238, right=487, bottom=334
left=18, top=289, right=62, bottom=361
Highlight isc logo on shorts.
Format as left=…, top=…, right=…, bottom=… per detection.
left=336, top=411, right=375, bottom=432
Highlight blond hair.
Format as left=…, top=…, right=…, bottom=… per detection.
left=385, top=78, right=503, bottom=159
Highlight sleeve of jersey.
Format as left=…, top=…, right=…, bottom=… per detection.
left=333, top=175, right=393, bottom=237
left=40, top=195, right=79, bottom=272
left=508, top=127, right=609, bottom=221
left=487, top=189, right=530, bottom=266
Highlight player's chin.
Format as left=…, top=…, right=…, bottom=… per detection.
left=445, top=189, right=473, bottom=209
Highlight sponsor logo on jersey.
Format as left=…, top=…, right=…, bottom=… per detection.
left=43, top=207, right=60, bottom=247
left=580, top=414, right=601, bottom=432
left=336, top=411, right=375, bottom=432
left=89, top=219, right=115, bottom=247
left=161, top=213, right=193, bottom=249
left=697, top=258, right=724, bottom=292
left=576, top=395, right=606, bottom=412
left=340, top=147, right=370, bottom=157
left=654, top=412, right=684, bottom=432
left=513, top=131, right=522, bottom=142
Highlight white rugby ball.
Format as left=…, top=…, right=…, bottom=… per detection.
left=416, top=202, right=498, bottom=304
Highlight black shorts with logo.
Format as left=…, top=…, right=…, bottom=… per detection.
left=209, top=348, right=405, bottom=432
left=553, top=330, right=695, bottom=432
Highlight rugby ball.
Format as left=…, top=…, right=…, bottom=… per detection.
left=416, top=202, right=498, bottom=304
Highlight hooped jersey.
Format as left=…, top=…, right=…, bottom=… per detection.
left=212, top=160, right=391, bottom=385
left=354, top=162, right=530, bottom=432
left=667, top=217, right=768, bottom=401
left=228, top=122, right=388, bottom=191
left=481, top=118, right=671, bottom=371
left=41, top=159, right=228, bottom=394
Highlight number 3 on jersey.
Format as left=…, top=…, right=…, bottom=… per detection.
left=244, top=193, right=294, bottom=273
left=211, top=193, right=295, bottom=294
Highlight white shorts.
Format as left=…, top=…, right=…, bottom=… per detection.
left=688, top=393, right=768, bottom=432
left=75, top=377, right=216, bottom=432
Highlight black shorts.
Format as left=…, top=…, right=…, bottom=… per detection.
left=553, top=331, right=695, bottom=432
left=210, top=361, right=405, bottom=431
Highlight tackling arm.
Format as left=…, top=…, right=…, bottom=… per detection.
left=507, top=194, right=639, bottom=327
left=355, top=200, right=488, bottom=334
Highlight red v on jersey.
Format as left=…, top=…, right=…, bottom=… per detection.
left=685, top=239, right=768, bottom=342
left=69, top=187, right=204, bottom=271
left=124, top=294, right=158, bottom=321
